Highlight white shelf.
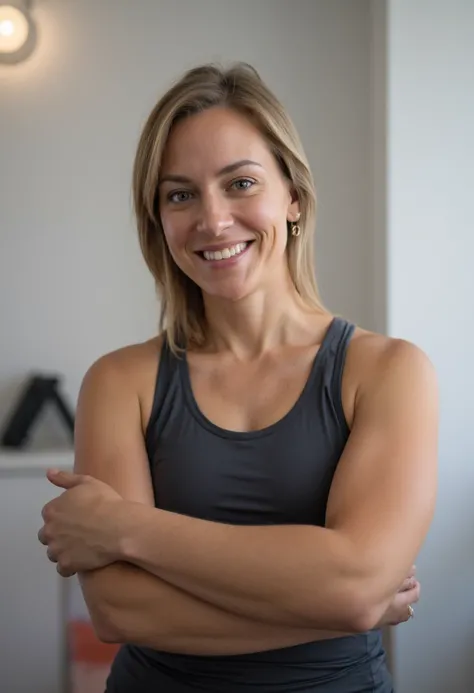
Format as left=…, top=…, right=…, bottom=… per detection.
left=0, top=448, right=74, bottom=472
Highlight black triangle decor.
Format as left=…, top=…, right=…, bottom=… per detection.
left=1, top=374, right=75, bottom=448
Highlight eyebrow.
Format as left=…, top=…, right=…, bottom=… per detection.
left=158, top=159, right=263, bottom=185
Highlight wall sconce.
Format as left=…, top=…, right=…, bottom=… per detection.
left=0, top=1, right=36, bottom=64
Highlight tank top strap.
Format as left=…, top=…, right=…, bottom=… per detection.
left=145, top=335, right=182, bottom=455
left=321, top=316, right=356, bottom=374
left=309, top=316, right=356, bottom=434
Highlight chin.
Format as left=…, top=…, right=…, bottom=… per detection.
left=201, top=279, right=255, bottom=304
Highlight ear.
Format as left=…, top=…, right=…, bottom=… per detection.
left=287, top=204, right=300, bottom=224
left=286, top=187, right=300, bottom=223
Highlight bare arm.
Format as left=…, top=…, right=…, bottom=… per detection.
left=88, top=562, right=353, bottom=655
left=74, top=348, right=352, bottom=652
left=113, top=339, right=438, bottom=632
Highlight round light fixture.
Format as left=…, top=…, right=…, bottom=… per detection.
left=0, top=3, right=36, bottom=63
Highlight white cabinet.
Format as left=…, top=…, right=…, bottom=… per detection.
left=0, top=451, right=73, bottom=693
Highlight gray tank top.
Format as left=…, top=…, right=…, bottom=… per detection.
left=105, top=317, right=394, bottom=693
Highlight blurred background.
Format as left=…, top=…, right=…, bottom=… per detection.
left=0, top=1, right=473, bottom=692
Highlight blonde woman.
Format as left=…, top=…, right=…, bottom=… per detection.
left=38, top=63, right=438, bottom=692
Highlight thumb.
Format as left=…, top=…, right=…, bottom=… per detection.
left=47, top=468, right=85, bottom=489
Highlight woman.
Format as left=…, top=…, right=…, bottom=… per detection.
left=38, top=63, right=437, bottom=692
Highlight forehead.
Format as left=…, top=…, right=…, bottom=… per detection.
left=160, top=107, right=275, bottom=175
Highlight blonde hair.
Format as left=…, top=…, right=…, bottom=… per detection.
left=132, top=62, right=324, bottom=353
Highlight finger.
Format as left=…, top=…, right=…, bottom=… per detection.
left=38, top=527, right=48, bottom=545
left=56, top=563, right=76, bottom=578
left=47, top=469, right=85, bottom=490
left=399, top=576, right=417, bottom=592
left=401, top=566, right=416, bottom=585
left=391, top=583, right=421, bottom=625
left=41, top=503, right=51, bottom=521
left=399, top=565, right=417, bottom=590
left=398, top=581, right=420, bottom=604
left=47, top=546, right=58, bottom=563
left=410, top=581, right=421, bottom=604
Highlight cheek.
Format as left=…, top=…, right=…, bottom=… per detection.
left=159, top=222, right=191, bottom=275
left=161, top=213, right=189, bottom=254
left=253, top=206, right=288, bottom=254
left=239, top=196, right=287, bottom=240
left=244, top=195, right=277, bottom=224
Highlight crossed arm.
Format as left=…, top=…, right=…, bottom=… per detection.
left=47, top=336, right=437, bottom=653
left=71, top=354, right=352, bottom=654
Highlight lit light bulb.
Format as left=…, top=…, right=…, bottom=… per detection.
left=0, top=19, right=15, bottom=37
left=0, top=5, right=29, bottom=54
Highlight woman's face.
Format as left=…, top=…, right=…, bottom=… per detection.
left=158, top=106, right=300, bottom=302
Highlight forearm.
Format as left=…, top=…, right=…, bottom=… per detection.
left=118, top=505, right=384, bottom=632
left=79, top=563, right=350, bottom=656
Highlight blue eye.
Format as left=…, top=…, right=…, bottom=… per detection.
left=166, top=178, right=254, bottom=203
left=168, top=190, right=193, bottom=203
left=231, top=178, right=255, bottom=191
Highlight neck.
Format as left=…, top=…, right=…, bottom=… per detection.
left=202, top=273, right=324, bottom=359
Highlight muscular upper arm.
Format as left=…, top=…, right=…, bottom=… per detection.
left=73, top=344, right=159, bottom=636
left=73, top=347, right=156, bottom=505
left=326, top=337, right=438, bottom=603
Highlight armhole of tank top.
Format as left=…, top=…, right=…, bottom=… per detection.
left=144, top=335, right=173, bottom=450
left=328, top=319, right=355, bottom=437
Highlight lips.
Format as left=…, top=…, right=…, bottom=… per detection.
left=195, top=240, right=255, bottom=261
left=195, top=240, right=254, bottom=252
left=193, top=240, right=254, bottom=266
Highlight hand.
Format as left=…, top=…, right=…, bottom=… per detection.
left=38, top=469, right=124, bottom=578
left=377, top=565, right=420, bottom=627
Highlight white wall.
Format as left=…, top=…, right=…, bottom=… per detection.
left=386, top=1, right=474, bottom=691
left=0, top=0, right=372, bottom=442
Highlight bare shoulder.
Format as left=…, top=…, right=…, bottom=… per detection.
left=348, top=326, right=436, bottom=379
left=350, top=327, right=436, bottom=385
left=82, top=336, right=163, bottom=384
left=342, top=326, right=438, bottom=425
left=79, top=335, right=164, bottom=432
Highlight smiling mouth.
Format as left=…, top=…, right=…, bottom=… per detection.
left=196, top=241, right=254, bottom=262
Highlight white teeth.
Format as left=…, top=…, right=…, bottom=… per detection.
left=203, top=242, right=248, bottom=261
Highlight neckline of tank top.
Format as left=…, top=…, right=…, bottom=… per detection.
left=177, top=316, right=350, bottom=441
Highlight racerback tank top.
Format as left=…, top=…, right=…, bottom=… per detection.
left=105, top=317, right=394, bottom=693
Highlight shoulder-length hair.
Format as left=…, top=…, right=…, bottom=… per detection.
left=132, top=62, right=324, bottom=353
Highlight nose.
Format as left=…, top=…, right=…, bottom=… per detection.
left=195, top=191, right=233, bottom=237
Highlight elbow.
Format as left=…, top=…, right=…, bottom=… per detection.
left=318, top=601, right=382, bottom=634
left=291, top=588, right=385, bottom=634
left=79, top=582, right=128, bottom=643
left=89, top=604, right=158, bottom=647
left=329, top=602, right=381, bottom=634
left=93, top=619, right=123, bottom=644
left=344, top=586, right=390, bottom=633
left=87, top=607, right=127, bottom=645
left=347, top=602, right=384, bottom=634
